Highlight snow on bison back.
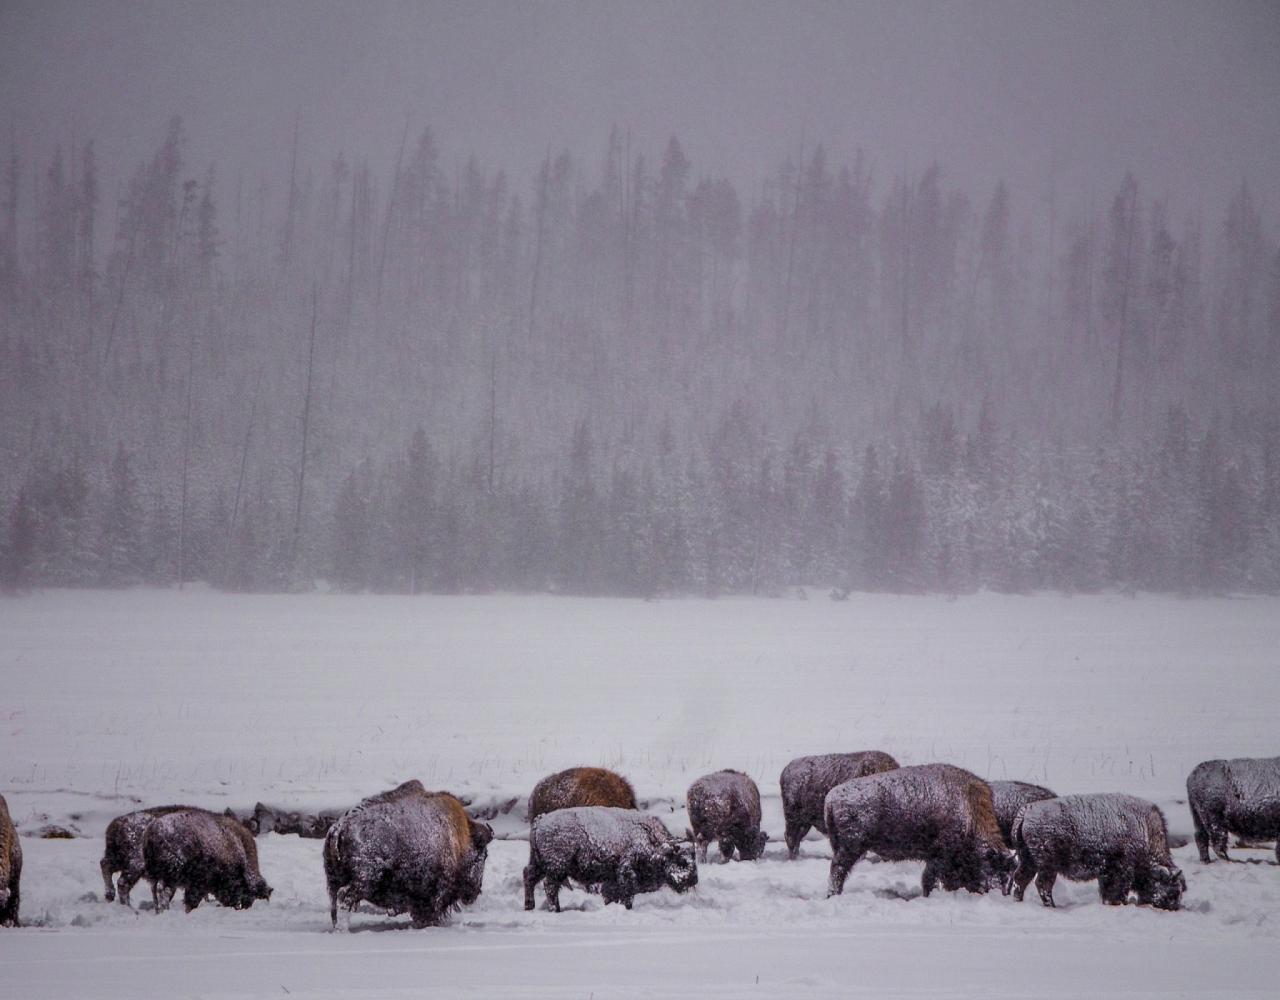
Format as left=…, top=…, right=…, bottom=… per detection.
left=0, top=792, right=20, bottom=927
left=142, top=807, right=272, bottom=914
left=323, top=780, right=493, bottom=930
left=527, top=766, right=637, bottom=824
left=686, top=769, right=768, bottom=862
left=1186, top=757, right=1280, bottom=864
left=823, top=763, right=1014, bottom=898
left=779, top=750, right=899, bottom=858
left=1009, top=793, right=1186, bottom=910
left=524, top=806, right=698, bottom=912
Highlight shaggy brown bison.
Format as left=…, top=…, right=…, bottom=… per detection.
left=1009, top=793, right=1185, bottom=910
left=686, top=770, right=768, bottom=862
left=524, top=806, right=698, bottom=911
left=100, top=805, right=193, bottom=905
left=323, top=780, right=493, bottom=929
left=142, top=807, right=273, bottom=913
left=780, top=750, right=899, bottom=858
left=989, top=781, right=1057, bottom=847
left=1, top=793, right=20, bottom=927
left=824, top=763, right=1015, bottom=897
left=528, top=767, right=637, bottom=824
left=1187, top=757, right=1280, bottom=863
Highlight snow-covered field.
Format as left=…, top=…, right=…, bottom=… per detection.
left=2, top=589, right=1279, bottom=998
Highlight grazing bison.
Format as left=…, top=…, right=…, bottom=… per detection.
left=323, top=780, right=493, bottom=929
left=687, top=770, right=768, bottom=862
left=524, top=806, right=698, bottom=912
left=780, top=751, right=899, bottom=858
left=142, top=807, right=273, bottom=913
left=528, top=767, right=637, bottom=824
left=100, top=805, right=192, bottom=905
left=1187, top=757, right=1280, bottom=863
left=1009, top=793, right=1186, bottom=910
left=824, top=763, right=1015, bottom=897
left=989, top=781, right=1057, bottom=847
left=1, top=793, right=20, bottom=927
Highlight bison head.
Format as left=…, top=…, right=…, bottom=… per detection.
left=983, top=846, right=1017, bottom=893
left=661, top=841, right=699, bottom=893
left=457, top=821, right=494, bottom=905
left=739, top=830, right=770, bottom=861
left=1147, top=864, right=1186, bottom=911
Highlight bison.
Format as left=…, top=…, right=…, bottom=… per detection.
left=686, top=770, right=768, bottom=862
left=1009, top=793, right=1186, bottom=910
left=323, top=780, right=493, bottom=929
left=989, top=780, right=1057, bottom=847
left=1187, top=757, right=1280, bottom=864
left=824, top=763, right=1015, bottom=897
left=528, top=767, right=637, bottom=824
left=142, top=807, right=273, bottom=913
left=100, top=805, right=193, bottom=906
left=1, top=793, right=20, bottom=927
left=524, top=806, right=698, bottom=912
left=780, top=750, right=899, bottom=858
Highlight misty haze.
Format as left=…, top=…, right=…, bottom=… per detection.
left=0, top=2, right=1278, bottom=998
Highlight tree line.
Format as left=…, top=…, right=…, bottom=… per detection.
left=1, top=117, right=1277, bottom=595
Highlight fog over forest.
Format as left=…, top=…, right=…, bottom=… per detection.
left=1, top=0, right=1278, bottom=597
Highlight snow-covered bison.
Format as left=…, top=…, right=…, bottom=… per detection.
left=824, top=763, right=1015, bottom=897
left=524, top=806, right=698, bottom=911
left=323, top=780, right=493, bottom=929
left=101, top=805, right=193, bottom=905
left=1, top=793, right=21, bottom=927
left=142, top=807, right=273, bottom=913
left=1187, top=757, right=1280, bottom=863
left=528, top=767, right=637, bottom=824
left=989, top=781, right=1057, bottom=847
left=1009, top=793, right=1185, bottom=910
left=780, top=750, right=899, bottom=858
left=686, top=770, right=768, bottom=862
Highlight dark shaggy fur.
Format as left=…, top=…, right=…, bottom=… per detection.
left=989, top=781, right=1057, bottom=847
left=0, top=793, right=21, bottom=927
left=686, top=770, right=768, bottom=862
left=323, top=780, right=493, bottom=929
left=524, top=806, right=698, bottom=912
left=1187, top=757, right=1280, bottom=864
left=100, top=805, right=193, bottom=905
left=824, top=763, right=1015, bottom=898
left=780, top=751, right=899, bottom=858
left=527, top=767, right=637, bottom=824
left=1010, top=793, right=1185, bottom=910
left=142, top=807, right=273, bottom=914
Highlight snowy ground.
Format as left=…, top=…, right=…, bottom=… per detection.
left=2, top=589, right=1279, bottom=998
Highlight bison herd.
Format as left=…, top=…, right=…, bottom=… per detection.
left=0, top=754, right=1277, bottom=929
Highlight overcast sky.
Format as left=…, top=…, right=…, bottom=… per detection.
left=2, top=0, right=1278, bottom=224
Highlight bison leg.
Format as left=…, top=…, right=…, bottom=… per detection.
left=1098, top=864, right=1132, bottom=906
left=410, top=906, right=438, bottom=929
left=1210, top=822, right=1231, bottom=861
left=117, top=859, right=145, bottom=907
left=151, top=880, right=175, bottom=913
left=1009, top=854, right=1036, bottom=902
left=922, top=859, right=943, bottom=897
left=522, top=863, right=543, bottom=911
left=694, top=835, right=709, bottom=864
left=827, top=845, right=864, bottom=897
left=784, top=821, right=810, bottom=860
left=1034, top=869, right=1057, bottom=908
left=183, top=887, right=203, bottom=913
left=1190, top=805, right=1211, bottom=863
left=100, top=858, right=117, bottom=902
left=543, top=876, right=565, bottom=913
left=718, top=838, right=735, bottom=863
